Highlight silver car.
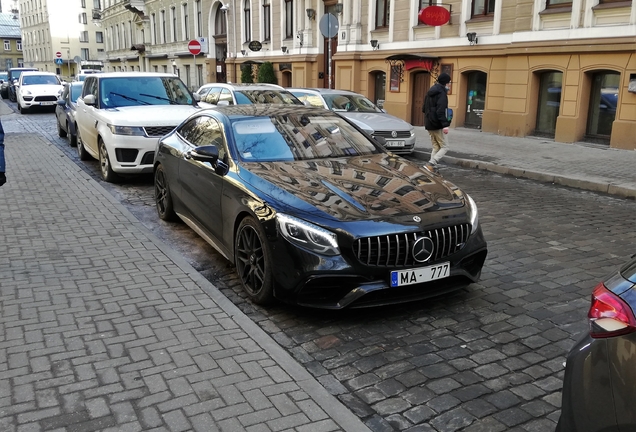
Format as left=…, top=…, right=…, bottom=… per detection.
left=288, top=88, right=416, bottom=154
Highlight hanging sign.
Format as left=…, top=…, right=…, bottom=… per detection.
left=418, top=5, right=451, bottom=26
left=248, top=41, right=262, bottom=52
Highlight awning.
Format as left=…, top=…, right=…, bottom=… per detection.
left=241, top=60, right=264, bottom=65
left=145, top=53, right=168, bottom=59
left=385, top=53, right=438, bottom=61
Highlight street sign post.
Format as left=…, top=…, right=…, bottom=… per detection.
left=188, top=40, right=202, bottom=89
left=55, top=51, right=62, bottom=58
left=54, top=58, right=63, bottom=65
left=319, top=13, right=339, bottom=89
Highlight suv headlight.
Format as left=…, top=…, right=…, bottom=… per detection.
left=21, top=89, right=31, bottom=96
left=465, top=193, right=479, bottom=234
left=108, top=125, right=146, bottom=136
left=277, top=213, right=340, bottom=256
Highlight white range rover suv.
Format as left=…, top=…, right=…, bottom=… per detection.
left=75, top=72, right=200, bottom=182
left=16, top=71, right=64, bottom=114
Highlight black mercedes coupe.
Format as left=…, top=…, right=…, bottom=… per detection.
left=153, top=105, right=487, bottom=309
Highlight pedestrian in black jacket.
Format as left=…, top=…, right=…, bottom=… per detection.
left=423, top=72, right=451, bottom=172
left=0, top=119, right=5, bottom=186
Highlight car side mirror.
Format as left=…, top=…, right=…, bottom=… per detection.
left=57, top=99, right=65, bottom=105
left=192, top=93, right=201, bottom=101
left=217, top=100, right=230, bottom=106
left=189, top=145, right=219, bottom=163
left=83, top=94, right=96, bottom=106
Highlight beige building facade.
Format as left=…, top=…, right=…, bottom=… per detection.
left=18, top=0, right=106, bottom=79
left=85, top=0, right=636, bottom=149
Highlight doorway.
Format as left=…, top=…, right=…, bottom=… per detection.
left=411, top=72, right=429, bottom=126
left=586, top=71, right=619, bottom=144
left=465, top=71, right=486, bottom=129
left=535, top=71, right=562, bottom=137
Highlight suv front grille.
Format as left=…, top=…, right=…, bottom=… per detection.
left=353, top=224, right=470, bottom=268
left=372, top=130, right=412, bottom=139
left=34, top=95, right=58, bottom=102
left=144, top=126, right=176, bottom=137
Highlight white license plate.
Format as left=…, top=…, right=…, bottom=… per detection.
left=386, top=140, right=405, bottom=147
left=39, top=102, right=54, bottom=106
left=391, top=262, right=450, bottom=287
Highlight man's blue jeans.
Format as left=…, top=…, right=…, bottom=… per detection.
left=0, top=119, right=4, bottom=173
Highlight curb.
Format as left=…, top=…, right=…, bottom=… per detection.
left=411, top=150, right=636, bottom=200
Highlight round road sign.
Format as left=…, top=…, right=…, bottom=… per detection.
left=188, top=40, right=202, bottom=55
left=319, top=13, right=339, bottom=39
left=55, top=51, right=62, bottom=58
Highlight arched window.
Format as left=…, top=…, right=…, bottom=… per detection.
left=215, top=6, right=227, bottom=36
left=586, top=71, right=619, bottom=143
left=535, top=70, right=562, bottom=136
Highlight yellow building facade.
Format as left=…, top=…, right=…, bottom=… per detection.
left=98, top=0, right=635, bottom=149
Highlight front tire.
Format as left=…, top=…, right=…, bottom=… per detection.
left=99, top=138, right=119, bottom=183
left=18, top=102, right=27, bottom=114
left=154, top=164, right=177, bottom=221
left=76, top=129, right=90, bottom=161
left=57, top=117, right=67, bottom=138
left=235, top=217, right=275, bottom=305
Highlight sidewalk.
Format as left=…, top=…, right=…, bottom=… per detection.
left=413, top=126, right=636, bottom=199
left=0, top=133, right=371, bottom=431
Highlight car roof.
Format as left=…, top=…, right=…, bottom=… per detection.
left=199, top=83, right=285, bottom=91
left=288, top=88, right=361, bottom=96
left=21, top=71, right=58, bottom=76
left=88, top=72, right=179, bottom=79
left=9, top=67, right=38, bottom=71
left=199, top=104, right=334, bottom=119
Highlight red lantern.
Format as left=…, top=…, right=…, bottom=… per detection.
left=418, top=5, right=451, bottom=26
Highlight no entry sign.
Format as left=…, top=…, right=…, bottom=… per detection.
left=188, top=40, right=201, bottom=55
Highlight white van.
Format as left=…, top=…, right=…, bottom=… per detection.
left=74, top=69, right=99, bottom=82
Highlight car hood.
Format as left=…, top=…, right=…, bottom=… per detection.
left=339, top=112, right=414, bottom=132
left=239, top=154, right=465, bottom=222
left=100, top=105, right=199, bottom=126
left=21, top=84, right=63, bottom=94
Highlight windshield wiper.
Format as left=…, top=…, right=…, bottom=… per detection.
left=139, top=93, right=179, bottom=105
left=109, top=92, right=151, bottom=105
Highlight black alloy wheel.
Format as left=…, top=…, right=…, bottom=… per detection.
left=154, top=164, right=177, bottom=221
left=235, top=217, right=275, bottom=305
left=76, top=130, right=90, bottom=161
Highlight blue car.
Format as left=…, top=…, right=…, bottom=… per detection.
left=55, top=81, right=84, bottom=147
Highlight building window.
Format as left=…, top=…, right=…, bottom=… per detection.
left=3, top=40, right=9, bottom=51
left=375, top=0, right=390, bottom=28
left=284, top=0, right=293, bottom=39
left=161, top=10, right=167, bottom=43
left=172, top=7, right=177, bottom=42
left=81, top=48, right=89, bottom=60
left=163, top=65, right=168, bottom=73
left=263, top=0, right=271, bottom=41
left=81, top=0, right=86, bottom=7
left=16, top=40, right=22, bottom=51
left=546, top=0, right=571, bottom=7
left=185, top=64, right=191, bottom=88
left=472, top=0, right=495, bottom=17
left=215, top=7, right=227, bottom=35
left=79, top=12, right=87, bottom=24
left=18, top=58, right=23, bottom=67
left=151, top=13, right=157, bottom=44
left=183, top=3, right=189, bottom=40
left=244, top=0, right=251, bottom=43
left=96, top=31, right=103, bottom=43
left=80, top=31, right=89, bottom=43
left=196, top=0, right=202, bottom=37
left=93, top=0, right=101, bottom=9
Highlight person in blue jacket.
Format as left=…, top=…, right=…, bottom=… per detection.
left=423, top=72, right=452, bottom=172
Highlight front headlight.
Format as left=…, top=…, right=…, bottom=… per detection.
left=277, top=213, right=340, bottom=256
left=410, top=128, right=415, bottom=137
left=108, top=125, right=146, bottom=136
left=465, top=193, right=479, bottom=234
left=22, top=89, right=31, bottom=96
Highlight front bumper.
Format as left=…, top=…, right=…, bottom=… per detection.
left=103, top=132, right=158, bottom=174
left=269, top=224, right=487, bottom=309
left=383, top=135, right=416, bottom=154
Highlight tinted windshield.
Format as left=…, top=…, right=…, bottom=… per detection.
left=0, top=73, right=7, bottom=81
left=22, top=75, right=60, bottom=85
left=235, top=90, right=303, bottom=105
left=100, top=76, right=193, bottom=108
left=322, top=93, right=382, bottom=113
left=232, top=112, right=382, bottom=162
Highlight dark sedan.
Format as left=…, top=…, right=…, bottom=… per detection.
left=56, top=81, right=84, bottom=147
left=558, top=254, right=636, bottom=432
left=153, top=105, right=487, bottom=309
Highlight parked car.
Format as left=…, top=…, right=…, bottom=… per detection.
left=557, top=254, right=636, bottom=432
left=195, top=83, right=303, bottom=108
left=56, top=81, right=84, bottom=146
left=7, top=67, right=38, bottom=102
left=0, top=71, right=8, bottom=98
left=288, top=88, right=417, bottom=154
left=154, top=105, right=487, bottom=308
left=75, top=72, right=199, bottom=182
left=16, top=71, right=64, bottom=114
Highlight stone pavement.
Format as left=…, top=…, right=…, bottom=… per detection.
left=0, top=132, right=371, bottom=431
left=412, top=127, right=636, bottom=199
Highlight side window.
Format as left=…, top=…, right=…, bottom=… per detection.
left=62, top=85, right=70, bottom=103
left=188, top=117, right=228, bottom=162
left=177, top=118, right=200, bottom=143
left=204, top=87, right=221, bottom=104
left=219, top=88, right=233, bottom=105
left=83, top=77, right=96, bottom=97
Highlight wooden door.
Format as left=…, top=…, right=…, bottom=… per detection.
left=411, top=72, right=430, bottom=126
